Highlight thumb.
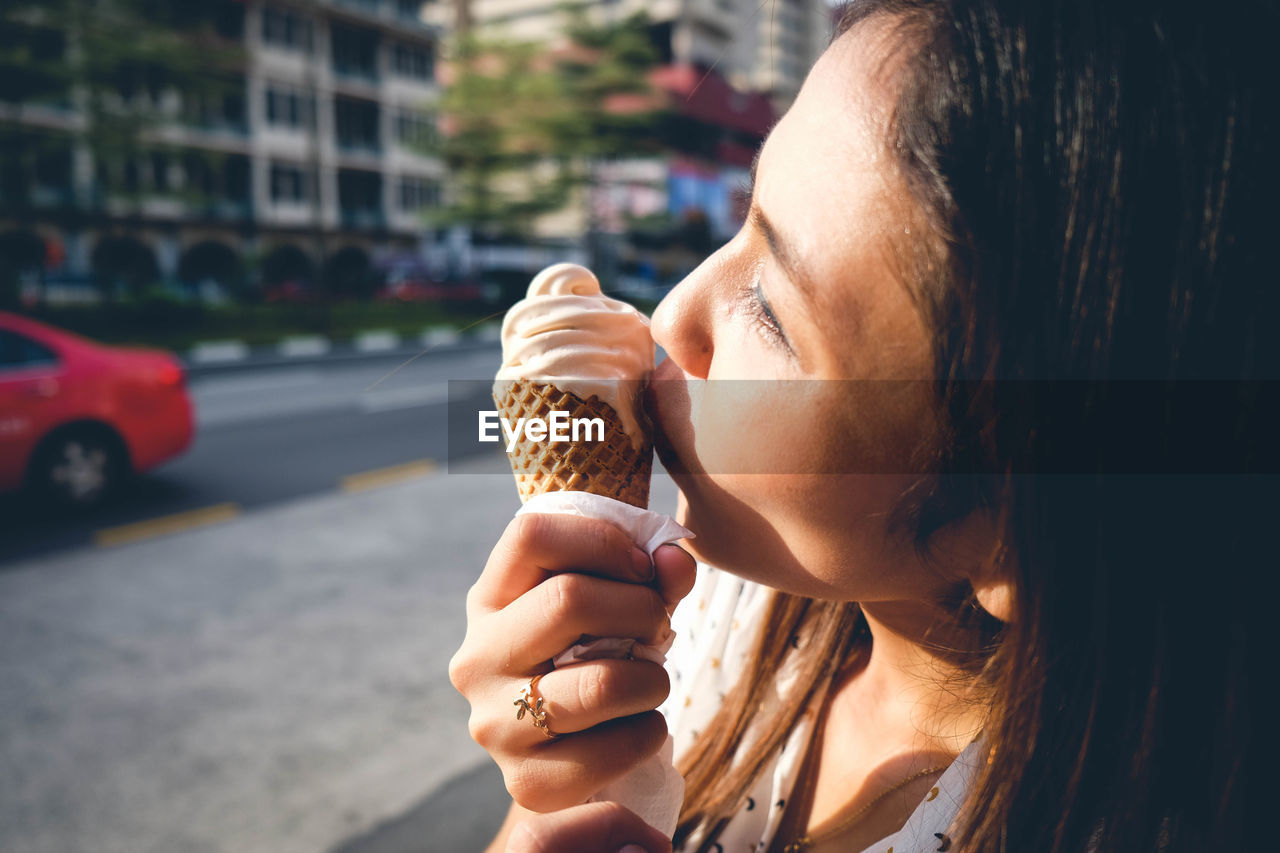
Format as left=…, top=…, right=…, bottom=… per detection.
left=653, top=543, right=696, bottom=614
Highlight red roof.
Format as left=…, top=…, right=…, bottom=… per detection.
left=650, top=64, right=777, bottom=137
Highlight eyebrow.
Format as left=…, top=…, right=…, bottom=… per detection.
left=744, top=147, right=811, bottom=295
left=744, top=144, right=817, bottom=302
left=747, top=200, right=809, bottom=296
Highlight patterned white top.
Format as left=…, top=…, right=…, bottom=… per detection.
left=661, top=564, right=983, bottom=853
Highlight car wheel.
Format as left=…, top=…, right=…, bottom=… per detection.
left=31, top=429, right=126, bottom=510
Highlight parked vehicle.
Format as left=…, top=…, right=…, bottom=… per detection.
left=376, top=277, right=484, bottom=303
left=0, top=312, right=194, bottom=508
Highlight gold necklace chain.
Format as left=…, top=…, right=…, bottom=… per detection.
left=781, top=764, right=950, bottom=853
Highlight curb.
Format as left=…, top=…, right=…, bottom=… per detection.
left=182, top=326, right=500, bottom=375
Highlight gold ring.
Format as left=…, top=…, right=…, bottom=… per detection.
left=514, top=673, right=557, bottom=739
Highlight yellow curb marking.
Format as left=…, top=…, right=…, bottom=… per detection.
left=95, top=503, right=241, bottom=548
left=341, top=459, right=438, bottom=493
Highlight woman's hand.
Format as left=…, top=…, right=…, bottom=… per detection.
left=506, top=802, right=673, bottom=853
left=449, top=512, right=696, bottom=812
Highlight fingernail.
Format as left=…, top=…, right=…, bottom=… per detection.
left=661, top=542, right=693, bottom=561
left=617, top=846, right=647, bottom=853
left=631, top=547, right=654, bottom=581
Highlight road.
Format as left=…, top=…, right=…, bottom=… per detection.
left=0, top=343, right=683, bottom=853
left=0, top=344, right=501, bottom=564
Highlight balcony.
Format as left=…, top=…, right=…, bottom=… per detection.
left=332, top=62, right=380, bottom=84
left=339, top=208, right=385, bottom=229
left=324, top=0, right=432, bottom=33
left=203, top=199, right=254, bottom=221
left=336, top=141, right=384, bottom=161
left=184, top=119, right=251, bottom=141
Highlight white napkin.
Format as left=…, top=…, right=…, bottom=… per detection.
left=515, top=490, right=692, bottom=837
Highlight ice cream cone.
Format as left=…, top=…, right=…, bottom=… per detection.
left=494, top=379, right=652, bottom=508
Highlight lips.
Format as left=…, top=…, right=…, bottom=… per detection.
left=645, top=360, right=695, bottom=476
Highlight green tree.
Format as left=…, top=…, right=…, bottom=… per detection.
left=551, top=11, right=662, bottom=163
left=432, top=34, right=573, bottom=239
left=429, top=11, right=662, bottom=242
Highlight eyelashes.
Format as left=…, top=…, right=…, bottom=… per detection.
left=748, top=271, right=792, bottom=352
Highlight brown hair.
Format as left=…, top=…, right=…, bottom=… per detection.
left=676, top=1, right=1267, bottom=850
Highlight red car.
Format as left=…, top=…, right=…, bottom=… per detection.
left=0, top=312, right=194, bottom=508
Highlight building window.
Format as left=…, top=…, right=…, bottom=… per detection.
left=262, top=5, right=313, bottom=52
left=270, top=163, right=309, bottom=203
left=265, top=84, right=315, bottom=129
left=332, top=23, right=380, bottom=80
left=395, top=110, right=436, bottom=149
left=150, top=152, right=173, bottom=193
left=396, top=0, right=423, bottom=21
left=338, top=169, right=384, bottom=225
left=399, top=176, right=439, bottom=211
left=390, top=42, right=433, bottom=81
left=335, top=96, right=381, bottom=152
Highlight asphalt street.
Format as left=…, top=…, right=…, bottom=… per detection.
left=1, top=344, right=502, bottom=565
left=0, top=346, right=684, bottom=852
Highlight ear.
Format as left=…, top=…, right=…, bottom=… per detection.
left=971, top=540, right=1015, bottom=623
left=972, top=574, right=1014, bottom=623
left=935, top=509, right=1017, bottom=623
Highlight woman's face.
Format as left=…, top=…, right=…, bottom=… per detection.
left=649, top=22, right=974, bottom=602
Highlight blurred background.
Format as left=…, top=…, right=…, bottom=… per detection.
left=0, top=1, right=836, bottom=850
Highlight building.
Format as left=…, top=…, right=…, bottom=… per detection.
left=0, top=0, right=443, bottom=300
left=439, top=0, right=833, bottom=109
left=427, top=0, right=823, bottom=288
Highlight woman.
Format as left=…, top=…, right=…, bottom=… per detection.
left=450, top=1, right=1267, bottom=850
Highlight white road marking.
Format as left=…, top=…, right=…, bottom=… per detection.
left=359, top=384, right=451, bottom=413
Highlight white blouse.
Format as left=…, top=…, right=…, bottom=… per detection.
left=661, top=564, right=983, bottom=853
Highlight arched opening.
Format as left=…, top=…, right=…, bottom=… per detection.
left=91, top=235, right=159, bottom=298
left=323, top=245, right=374, bottom=299
left=178, top=240, right=244, bottom=299
left=260, top=244, right=317, bottom=302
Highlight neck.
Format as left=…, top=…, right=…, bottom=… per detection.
left=837, top=599, right=988, bottom=757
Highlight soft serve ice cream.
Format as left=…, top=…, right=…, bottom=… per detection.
left=493, top=263, right=655, bottom=506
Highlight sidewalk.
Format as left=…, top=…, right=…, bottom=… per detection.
left=0, top=453, right=510, bottom=853
left=0, top=451, right=680, bottom=853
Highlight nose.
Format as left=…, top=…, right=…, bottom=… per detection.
left=651, top=251, right=725, bottom=379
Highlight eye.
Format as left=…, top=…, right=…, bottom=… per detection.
left=748, top=272, right=793, bottom=352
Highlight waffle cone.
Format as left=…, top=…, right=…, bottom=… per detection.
left=493, top=380, right=652, bottom=508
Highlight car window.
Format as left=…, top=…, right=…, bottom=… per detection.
left=0, top=329, right=60, bottom=370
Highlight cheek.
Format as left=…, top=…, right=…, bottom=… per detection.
left=676, top=471, right=930, bottom=600
left=663, top=382, right=942, bottom=599
left=685, top=379, right=937, bottom=478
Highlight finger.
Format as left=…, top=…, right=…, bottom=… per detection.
left=532, top=659, right=669, bottom=737
left=507, top=801, right=672, bottom=853
left=502, top=711, right=669, bottom=813
left=472, top=513, right=652, bottom=613
left=652, top=543, right=696, bottom=613
left=501, top=574, right=670, bottom=671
